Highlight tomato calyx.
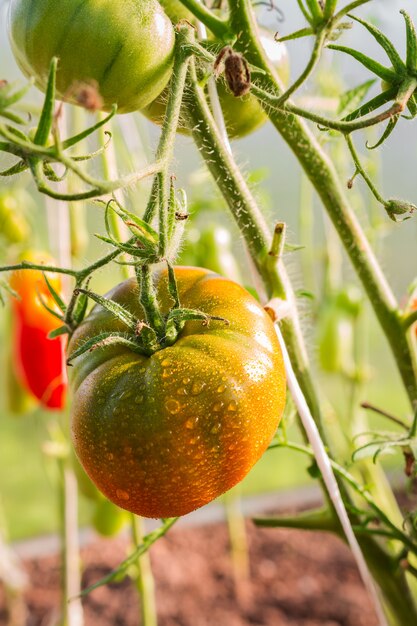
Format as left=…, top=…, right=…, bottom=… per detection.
left=67, top=278, right=229, bottom=364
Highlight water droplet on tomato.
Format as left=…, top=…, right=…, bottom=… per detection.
left=217, top=385, right=226, bottom=393
left=228, top=400, right=238, bottom=411
left=213, top=402, right=223, bottom=412
left=165, top=399, right=180, bottom=414
left=211, top=423, right=221, bottom=434
left=161, top=359, right=171, bottom=367
left=185, top=418, right=195, bottom=429
left=191, top=381, right=206, bottom=395
left=116, top=489, right=130, bottom=501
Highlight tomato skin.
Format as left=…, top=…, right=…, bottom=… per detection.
left=8, top=0, right=175, bottom=113
left=10, top=254, right=67, bottom=410
left=69, top=267, right=286, bottom=518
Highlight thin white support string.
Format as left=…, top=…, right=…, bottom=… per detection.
left=272, top=302, right=387, bottom=626
left=195, top=5, right=387, bottom=622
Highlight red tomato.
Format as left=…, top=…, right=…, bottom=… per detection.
left=10, top=254, right=67, bottom=410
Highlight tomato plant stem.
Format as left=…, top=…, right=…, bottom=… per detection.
left=184, top=67, right=324, bottom=434
left=151, top=24, right=193, bottom=257
left=131, top=515, right=158, bottom=626
left=229, top=0, right=417, bottom=409
left=57, top=456, right=84, bottom=626
left=98, top=114, right=130, bottom=280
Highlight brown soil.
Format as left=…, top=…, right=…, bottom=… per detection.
left=0, top=521, right=377, bottom=626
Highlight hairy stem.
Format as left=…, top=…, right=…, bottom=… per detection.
left=229, top=0, right=417, bottom=407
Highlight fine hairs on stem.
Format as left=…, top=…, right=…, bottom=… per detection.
left=196, top=2, right=386, bottom=621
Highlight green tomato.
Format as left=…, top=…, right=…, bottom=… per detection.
left=179, top=224, right=242, bottom=283
left=92, top=497, right=129, bottom=537
left=8, top=0, right=175, bottom=113
left=0, top=189, right=31, bottom=244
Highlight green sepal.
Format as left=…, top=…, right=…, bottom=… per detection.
left=366, top=115, right=399, bottom=150
left=406, top=93, right=417, bottom=119
left=0, top=79, right=33, bottom=111
left=0, top=279, right=18, bottom=306
left=48, top=325, right=70, bottom=339
left=43, top=273, right=67, bottom=313
left=327, top=44, right=399, bottom=83
left=35, top=285, right=64, bottom=322
left=135, top=322, right=160, bottom=354
left=94, top=234, right=158, bottom=261
left=166, top=262, right=180, bottom=310
left=4, top=125, right=28, bottom=142
left=72, top=288, right=89, bottom=325
left=74, top=288, right=137, bottom=331
left=43, top=162, right=68, bottom=183
left=0, top=160, right=28, bottom=177
left=60, top=108, right=116, bottom=152
left=400, top=10, right=417, bottom=72
left=278, top=27, right=314, bottom=43
left=0, top=109, right=28, bottom=124
left=166, top=307, right=229, bottom=326
left=342, top=86, right=397, bottom=122
left=349, top=14, right=406, bottom=73
left=67, top=331, right=148, bottom=364
left=337, top=79, right=376, bottom=117
left=71, top=132, right=112, bottom=162
left=33, top=57, right=57, bottom=146
left=108, top=200, right=159, bottom=248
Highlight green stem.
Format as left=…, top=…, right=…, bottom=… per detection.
left=57, top=454, right=84, bottom=626
left=184, top=68, right=325, bottom=434
left=98, top=115, right=130, bottom=280
left=224, top=488, right=249, bottom=584
left=228, top=0, right=417, bottom=408
left=153, top=24, right=193, bottom=255
left=138, top=265, right=165, bottom=338
left=178, top=0, right=230, bottom=38
left=131, top=515, right=158, bottom=626
left=345, top=133, right=386, bottom=205
left=273, top=27, right=327, bottom=107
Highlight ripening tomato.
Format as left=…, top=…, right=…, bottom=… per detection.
left=142, top=2, right=289, bottom=138
left=69, top=267, right=286, bottom=518
left=10, top=254, right=67, bottom=410
left=71, top=451, right=129, bottom=536
left=2, top=315, right=37, bottom=416
left=8, top=0, right=175, bottom=113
